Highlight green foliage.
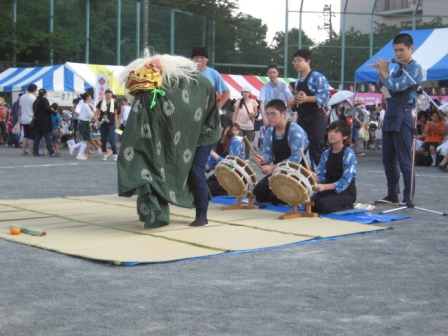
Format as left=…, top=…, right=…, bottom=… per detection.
left=0, top=0, right=447, bottom=88
left=270, top=28, right=315, bottom=77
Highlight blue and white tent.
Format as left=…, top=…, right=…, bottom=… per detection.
left=0, top=64, right=92, bottom=93
left=355, top=28, right=448, bottom=83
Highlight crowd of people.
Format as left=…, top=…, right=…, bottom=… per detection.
left=2, top=33, right=448, bottom=228
left=2, top=85, right=131, bottom=160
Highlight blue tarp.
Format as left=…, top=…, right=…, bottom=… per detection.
left=211, top=197, right=409, bottom=224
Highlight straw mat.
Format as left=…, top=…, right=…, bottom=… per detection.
left=0, top=195, right=390, bottom=265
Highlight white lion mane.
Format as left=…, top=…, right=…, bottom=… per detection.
left=120, top=49, right=198, bottom=90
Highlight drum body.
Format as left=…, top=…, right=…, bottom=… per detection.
left=269, top=161, right=316, bottom=205
left=215, top=156, right=257, bottom=198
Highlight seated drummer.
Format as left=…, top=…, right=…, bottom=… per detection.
left=206, top=123, right=245, bottom=196
left=311, top=120, right=357, bottom=213
left=253, top=99, right=309, bottom=205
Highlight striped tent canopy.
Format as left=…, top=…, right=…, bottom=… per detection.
left=0, top=62, right=296, bottom=99
left=355, top=28, right=448, bottom=82
left=221, top=74, right=295, bottom=99
left=0, top=64, right=91, bottom=93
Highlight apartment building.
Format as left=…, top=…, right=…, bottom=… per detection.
left=341, top=0, right=448, bottom=33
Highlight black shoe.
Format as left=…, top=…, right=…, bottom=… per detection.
left=33, top=153, right=42, bottom=157
left=399, top=199, right=414, bottom=207
left=374, top=195, right=399, bottom=205
left=190, top=218, right=208, bottom=227
left=438, top=164, right=447, bottom=172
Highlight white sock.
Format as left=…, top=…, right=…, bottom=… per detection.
left=72, top=142, right=83, bottom=150
left=76, top=143, right=87, bottom=158
left=431, top=154, right=437, bottom=166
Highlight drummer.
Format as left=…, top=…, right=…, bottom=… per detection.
left=253, top=99, right=309, bottom=205
left=311, top=120, right=357, bottom=213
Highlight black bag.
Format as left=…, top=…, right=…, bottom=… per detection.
left=415, top=153, right=432, bottom=166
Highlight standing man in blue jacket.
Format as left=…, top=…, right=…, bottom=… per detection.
left=372, top=33, right=423, bottom=206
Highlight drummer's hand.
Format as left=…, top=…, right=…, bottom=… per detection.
left=311, top=172, right=318, bottom=181
left=261, top=164, right=275, bottom=175
left=253, top=154, right=265, bottom=165
left=313, top=183, right=325, bottom=193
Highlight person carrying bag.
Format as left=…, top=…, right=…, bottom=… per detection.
left=233, top=87, right=259, bottom=161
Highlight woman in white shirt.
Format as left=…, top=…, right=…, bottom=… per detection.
left=68, top=92, right=95, bottom=160
left=233, top=87, right=258, bottom=161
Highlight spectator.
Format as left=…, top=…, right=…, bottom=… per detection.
left=19, top=84, right=38, bottom=155
left=6, top=114, right=14, bottom=147
left=437, top=152, right=448, bottom=172
left=10, top=93, right=23, bottom=148
left=32, top=89, right=57, bottom=157
left=0, top=96, right=11, bottom=146
left=51, top=103, right=62, bottom=156
left=415, top=110, right=428, bottom=149
left=259, top=64, right=293, bottom=127
left=233, top=87, right=258, bottom=161
left=206, top=123, right=244, bottom=196
left=252, top=103, right=263, bottom=150
left=95, top=89, right=118, bottom=161
left=118, top=97, right=131, bottom=132
left=352, top=98, right=367, bottom=156
left=417, top=110, right=446, bottom=166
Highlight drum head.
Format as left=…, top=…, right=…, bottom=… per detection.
left=215, top=165, right=247, bottom=198
left=269, top=174, right=309, bottom=205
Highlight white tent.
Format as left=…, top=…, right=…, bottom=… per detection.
left=0, top=64, right=91, bottom=93
left=355, top=28, right=448, bottom=83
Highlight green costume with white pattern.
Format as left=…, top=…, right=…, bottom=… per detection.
left=117, top=74, right=220, bottom=228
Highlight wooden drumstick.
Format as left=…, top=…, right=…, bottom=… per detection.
left=243, top=136, right=262, bottom=168
left=300, top=149, right=311, bottom=172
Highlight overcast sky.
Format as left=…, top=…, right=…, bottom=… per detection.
left=237, top=0, right=340, bottom=43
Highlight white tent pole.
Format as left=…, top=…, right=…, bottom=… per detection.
left=50, top=0, right=54, bottom=65
left=85, top=0, right=90, bottom=63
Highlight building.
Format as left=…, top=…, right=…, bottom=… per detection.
left=341, top=0, right=448, bottom=34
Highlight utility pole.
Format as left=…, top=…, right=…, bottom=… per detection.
left=319, top=4, right=334, bottom=42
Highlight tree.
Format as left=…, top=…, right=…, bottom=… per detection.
left=270, top=28, right=315, bottom=77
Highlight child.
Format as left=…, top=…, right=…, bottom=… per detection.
left=206, top=123, right=244, bottom=196
left=253, top=99, right=308, bottom=205
left=417, top=110, right=446, bottom=166
left=51, top=103, right=62, bottom=156
left=311, top=120, right=357, bottom=213
left=7, top=115, right=14, bottom=147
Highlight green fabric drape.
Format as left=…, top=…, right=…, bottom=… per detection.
left=118, top=74, right=221, bottom=228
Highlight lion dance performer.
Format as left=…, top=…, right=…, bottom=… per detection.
left=118, top=53, right=221, bottom=228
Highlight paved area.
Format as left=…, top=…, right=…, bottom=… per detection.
left=1, top=145, right=447, bottom=335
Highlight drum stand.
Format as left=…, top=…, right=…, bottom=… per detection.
left=221, top=192, right=258, bottom=210
left=280, top=201, right=318, bottom=220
